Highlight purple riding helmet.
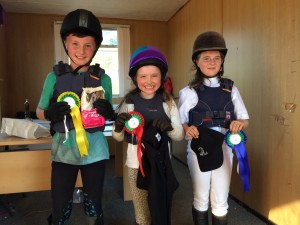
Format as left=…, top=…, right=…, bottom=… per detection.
left=128, top=46, right=168, bottom=81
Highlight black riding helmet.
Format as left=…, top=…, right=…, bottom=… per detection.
left=192, top=31, right=227, bottom=62
left=61, top=9, right=103, bottom=48
left=60, top=9, right=103, bottom=71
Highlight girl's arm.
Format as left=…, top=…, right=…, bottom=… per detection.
left=231, top=86, right=250, bottom=134
left=164, top=100, right=184, bottom=141
left=36, top=106, right=46, bottom=120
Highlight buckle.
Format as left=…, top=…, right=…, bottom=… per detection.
left=213, top=111, right=219, bottom=118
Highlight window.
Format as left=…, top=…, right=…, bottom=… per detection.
left=91, top=29, right=119, bottom=95
left=54, top=22, right=131, bottom=97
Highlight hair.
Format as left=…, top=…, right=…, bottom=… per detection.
left=188, top=51, right=225, bottom=89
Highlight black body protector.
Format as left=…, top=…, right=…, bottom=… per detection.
left=188, top=78, right=236, bottom=129
left=51, top=61, right=106, bottom=133
left=125, top=93, right=171, bottom=144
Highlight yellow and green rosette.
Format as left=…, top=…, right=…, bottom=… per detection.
left=57, top=92, right=89, bottom=157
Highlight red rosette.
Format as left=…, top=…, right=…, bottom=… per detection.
left=124, top=111, right=144, bottom=134
left=124, top=111, right=146, bottom=177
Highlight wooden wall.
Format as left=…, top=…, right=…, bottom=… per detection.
left=168, top=0, right=300, bottom=224
left=224, top=1, right=300, bottom=224
left=167, top=0, right=223, bottom=97
left=0, top=13, right=6, bottom=126
left=2, top=13, right=167, bottom=118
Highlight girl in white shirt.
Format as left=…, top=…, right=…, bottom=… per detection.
left=178, top=31, right=249, bottom=225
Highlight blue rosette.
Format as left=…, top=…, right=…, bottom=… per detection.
left=225, top=130, right=250, bottom=192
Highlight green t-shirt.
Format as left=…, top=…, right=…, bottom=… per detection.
left=38, top=70, right=112, bottom=165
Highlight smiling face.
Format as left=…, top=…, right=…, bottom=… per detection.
left=64, top=34, right=96, bottom=71
left=196, top=50, right=223, bottom=77
left=135, top=65, right=162, bottom=99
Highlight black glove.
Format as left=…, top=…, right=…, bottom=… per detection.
left=152, top=119, right=173, bottom=132
left=114, top=113, right=132, bottom=132
left=93, top=99, right=114, bottom=120
left=44, top=102, right=71, bottom=122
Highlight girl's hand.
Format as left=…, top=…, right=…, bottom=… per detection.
left=229, top=120, right=249, bottom=134
left=114, top=113, right=132, bottom=132
left=152, top=119, right=173, bottom=132
left=183, top=124, right=199, bottom=139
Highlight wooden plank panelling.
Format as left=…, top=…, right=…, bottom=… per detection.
left=223, top=0, right=300, bottom=224
left=167, top=0, right=223, bottom=98
left=0, top=11, right=7, bottom=120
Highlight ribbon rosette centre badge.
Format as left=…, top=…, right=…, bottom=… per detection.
left=124, top=112, right=144, bottom=133
left=58, top=92, right=80, bottom=109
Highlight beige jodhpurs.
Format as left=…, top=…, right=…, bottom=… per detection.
left=127, top=167, right=151, bottom=225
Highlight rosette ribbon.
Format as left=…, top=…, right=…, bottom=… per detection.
left=57, top=92, right=89, bottom=157
left=225, top=130, right=250, bottom=192
left=124, top=111, right=145, bottom=176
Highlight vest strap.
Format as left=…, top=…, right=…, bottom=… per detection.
left=53, top=61, right=72, bottom=76
left=191, top=110, right=230, bottom=120
left=88, top=63, right=105, bottom=79
left=53, top=62, right=105, bottom=78
left=220, top=78, right=234, bottom=92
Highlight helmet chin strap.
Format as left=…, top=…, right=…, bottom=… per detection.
left=72, top=59, right=92, bottom=74
left=67, top=47, right=98, bottom=74
left=198, top=64, right=224, bottom=79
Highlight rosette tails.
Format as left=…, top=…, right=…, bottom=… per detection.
left=225, top=130, right=250, bottom=192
